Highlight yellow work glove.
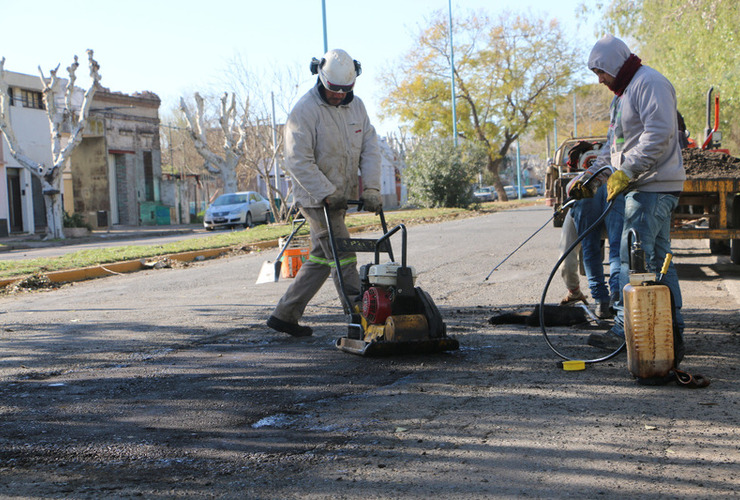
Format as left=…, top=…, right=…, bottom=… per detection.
left=606, top=170, right=630, bottom=201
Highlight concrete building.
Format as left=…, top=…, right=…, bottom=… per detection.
left=71, top=88, right=164, bottom=227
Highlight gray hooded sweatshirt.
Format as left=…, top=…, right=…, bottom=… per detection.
left=283, top=85, right=381, bottom=208
left=588, top=35, right=685, bottom=192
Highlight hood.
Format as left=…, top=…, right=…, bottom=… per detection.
left=588, top=35, right=631, bottom=77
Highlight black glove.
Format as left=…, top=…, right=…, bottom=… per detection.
left=566, top=172, right=594, bottom=200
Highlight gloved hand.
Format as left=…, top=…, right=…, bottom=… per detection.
left=607, top=170, right=631, bottom=201
left=325, top=189, right=348, bottom=210
left=361, top=188, right=382, bottom=214
left=566, top=173, right=595, bottom=200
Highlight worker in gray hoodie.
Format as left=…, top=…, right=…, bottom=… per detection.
left=567, top=35, right=685, bottom=358
left=267, top=49, right=381, bottom=338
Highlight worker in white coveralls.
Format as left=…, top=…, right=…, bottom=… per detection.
left=267, top=49, right=382, bottom=337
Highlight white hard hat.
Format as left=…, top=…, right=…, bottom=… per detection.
left=310, top=49, right=361, bottom=93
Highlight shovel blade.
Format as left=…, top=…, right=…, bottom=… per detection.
left=255, top=260, right=282, bottom=284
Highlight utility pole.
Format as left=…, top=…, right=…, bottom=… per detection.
left=271, top=92, right=280, bottom=200
left=573, top=93, right=578, bottom=137
left=553, top=103, right=558, bottom=151
left=516, top=139, right=522, bottom=199
left=448, top=0, right=458, bottom=147
left=321, top=0, right=328, bottom=53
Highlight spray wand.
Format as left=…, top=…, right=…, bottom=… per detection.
left=657, top=253, right=673, bottom=282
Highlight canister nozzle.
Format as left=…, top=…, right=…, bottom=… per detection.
left=657, top=253, right=672, bottom=282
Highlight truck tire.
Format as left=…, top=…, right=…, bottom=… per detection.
left=731, top=196, right=740, bottom=265
left=731, top=240, right=740, bottom=265
left=710, top=239, right=731, bottom=255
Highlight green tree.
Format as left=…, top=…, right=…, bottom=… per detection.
left=380, top=10, right=581, bottom=201
left=403, top=137, right=487, bottom=208
left=586, top=0, right=740, bottom=154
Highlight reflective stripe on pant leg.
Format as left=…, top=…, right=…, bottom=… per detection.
left=309, top=254, right=358, bottom=268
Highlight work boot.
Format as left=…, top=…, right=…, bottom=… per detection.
left=267, top=316, right=313, bottom=337
left=560, top=288, right=588, bottom=306
left=595, top=301, right=614, bottom=319
left=587, top=327, right=625, bottom=351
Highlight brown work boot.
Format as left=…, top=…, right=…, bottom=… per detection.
left=560, top=288, right=588, bottom=306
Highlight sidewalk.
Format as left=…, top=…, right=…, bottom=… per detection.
left=0, top=224, right=201, bottom=252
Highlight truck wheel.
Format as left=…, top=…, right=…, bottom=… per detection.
left=731, top=197, right=740, bottom=265
left=709, top=239, right=730, bottom=255
left=731, top=240, right=740, bottom=265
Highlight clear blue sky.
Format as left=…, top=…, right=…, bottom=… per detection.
left=2, top=0, right=596, bottom=135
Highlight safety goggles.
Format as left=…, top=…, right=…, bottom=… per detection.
left=324, top=80, right=354, bottom=93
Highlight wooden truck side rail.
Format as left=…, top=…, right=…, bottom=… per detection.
left=672, top=177, right=740, bottom=264
left=672, top=178, right=740, bottom=239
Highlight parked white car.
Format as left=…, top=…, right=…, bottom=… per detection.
left=203, top=191, right=271, bottom=230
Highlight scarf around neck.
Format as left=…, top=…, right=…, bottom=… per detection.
left=609, top=53, right=642, bottom=96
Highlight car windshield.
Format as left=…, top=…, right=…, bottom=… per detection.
left=213, top=194, right=248, bottom=206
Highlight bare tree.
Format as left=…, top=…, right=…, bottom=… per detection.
left=220, top=55, right=306, bottom=221
left=0, top=50, right=101, bottom=239
left=180, top=92, right=245, bottom=194
left=241, top=115, right=289, bottom=222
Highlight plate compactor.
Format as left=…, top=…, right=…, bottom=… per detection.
left=325, top=202, right=459, bottom=356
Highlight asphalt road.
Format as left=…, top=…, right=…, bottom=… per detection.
left=0, top=227, right=211, bottom=261
left=1, top=206, right=739, bottom=498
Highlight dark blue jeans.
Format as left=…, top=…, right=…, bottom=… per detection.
left=571, top=185, right=625, bottom=304
left=612, top=191, right=684, bottom=338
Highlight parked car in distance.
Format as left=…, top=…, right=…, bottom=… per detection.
left=503, top=185, right=517, bottom=199
left=203, top=191, right=271, bottom=230
left=473, top=186, right=496, bottom=202
left=523, top=185, right=539, bottom=197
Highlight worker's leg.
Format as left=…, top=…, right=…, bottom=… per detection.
left=318, top=208, right=361, bottom=313
left=558, top=210, right=587, bottom=305
left=559, top=210, right=581, bottom=291
left=571, top=198, right=610, bottom=304
left=626, top=192, right=684, bottom=334
left=603, top=187, right=625, bottom=306
left=271, top=208, right=332, bottom=324
left=271, top=206, right=360, bottom=324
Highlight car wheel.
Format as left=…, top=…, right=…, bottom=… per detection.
left=244, top=212, right=253, bottom=229
left=205, top=227, right=214, bottom=231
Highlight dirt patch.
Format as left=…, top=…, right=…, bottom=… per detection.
left=683, top=148, right=740, bottom=178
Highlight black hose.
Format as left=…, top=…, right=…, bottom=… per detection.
left=539, top=168, right=625, bottom=363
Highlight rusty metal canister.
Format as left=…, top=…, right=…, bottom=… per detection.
left=623, top=278, right=674, bottom=379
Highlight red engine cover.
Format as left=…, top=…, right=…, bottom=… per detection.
left=362, top=287, right=393, bottom=324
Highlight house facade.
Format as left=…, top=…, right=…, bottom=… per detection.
left=70, top=88, right=164, bottom=227
left=1, top=67, right=165, bottom=235
left=0, top=70, right=52, bottom=236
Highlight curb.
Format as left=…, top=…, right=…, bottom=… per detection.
left=0, top=224, right=375, bottom=290
left=0, top=241, right=274, bottom=290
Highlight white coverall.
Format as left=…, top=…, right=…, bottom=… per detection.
left=271, top=84, right=381, bottom=324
